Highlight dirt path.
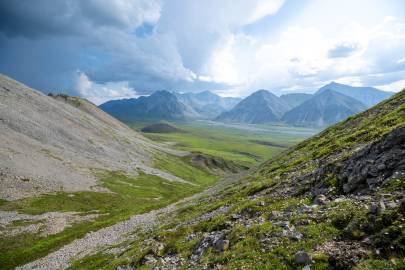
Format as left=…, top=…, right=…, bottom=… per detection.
left=17, top=201, right=177, bottom=270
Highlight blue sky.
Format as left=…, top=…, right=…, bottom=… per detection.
left=0, top=0, right=404, bottom=104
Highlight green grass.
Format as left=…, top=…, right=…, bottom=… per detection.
left=132, top=121, right=318, bottom=167
left=0, top=153, right=217, bottom=270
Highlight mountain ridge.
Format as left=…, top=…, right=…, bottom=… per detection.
left=316, top=81, right=394, bottom=106
left=215, top=89, right=291, bottom=124
left=282, top=89, right=367, bottom=127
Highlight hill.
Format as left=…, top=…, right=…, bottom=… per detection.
left=99, top=90, right=198, bottom=122
left=0, top=75, right=223, bottom=269
left=280, top=93, right=313, bottom=108
left=141, top=123, right=183, bottom=133
left=0, top=75, right=190, bottom=200
left=282, top=89, right=367, bottom=127
left=215, top=90, right=291, bottom=124
left=175, top=91, right=241, bottom=119
left=316, top=82, right=394, bottom=107
left=94, top=88, right=405, bottom=269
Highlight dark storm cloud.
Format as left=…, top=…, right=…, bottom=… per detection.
left=0, top=0, right=204, bottom=97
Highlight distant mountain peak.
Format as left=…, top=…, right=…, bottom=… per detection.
left=215, top=89, right=290, bottom=124
left=316, top=82, right=394, bottom=107
left=282, top=89, right=367, bottom=127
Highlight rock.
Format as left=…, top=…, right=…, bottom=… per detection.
left=313, top=195, right=327, bottom=205
left=142, top=254, right=158, bottom=267
left=214, top=239, right=229, bottom=252
left=378, top=200, right=386, bottom=214
left=386, top=201, right=398, bottom=209
left=269, top=211, right=282, bottom=220
left=193, top=230, right=228, bottom=260
left=288, top=230, right=303, bottom=241
left=315, top=241, right=367, bottom=269
left=273, top=221, right=290, bottom=229
left=399, top=198, right=405, bottom=213
left=369, top=200, right=387, bottom=215
left=377, top=164, right=386, bottom=170
left=231, top=213, right=241, bottom=220
left=369, top=203, right=379, bottom=214
left=295, top=251, right=311, bottom=264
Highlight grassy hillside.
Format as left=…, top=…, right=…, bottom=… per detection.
left=74, top=90, right=404, bottom=269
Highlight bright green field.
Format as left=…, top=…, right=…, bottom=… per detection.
left=132, top=120, right=319, bottom=167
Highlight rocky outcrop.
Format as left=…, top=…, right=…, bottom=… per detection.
left=307, top=126, right=405, bottom=196
left=340, top=126, right=405, bottom=193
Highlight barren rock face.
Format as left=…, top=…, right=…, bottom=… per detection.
left=0, top=74, right=187, bottom=200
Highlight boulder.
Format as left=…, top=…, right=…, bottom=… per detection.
left=295, top=251, right=311, bottom=264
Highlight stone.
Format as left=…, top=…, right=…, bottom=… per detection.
left=273, top=221, right=290, bottom=229
left=378, top=200, right=386, bottom=214
left=369, top=203, right=379, bottom=214
left=399, top=198, right=405, bottom=213
left=269, top=210, right=281, bottom=220
left=314, top=195, right=327, bottom=205
left=295, top=251, right=311, bottom=264
left=214, top=239, right=229, bottom=252
left=386, top=201, right=398, bottom=209
left=377, top=164, right=386, bottom=170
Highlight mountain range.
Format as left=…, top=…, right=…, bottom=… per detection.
left=99, top=82, right=394, bottom=128
left=100, top=90, right=241, bottom=122
left=215, top=83, right=394, bottom=127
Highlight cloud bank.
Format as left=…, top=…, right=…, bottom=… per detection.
left=0, top=0, right=404, bottom=104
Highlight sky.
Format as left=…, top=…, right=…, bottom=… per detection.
left=0, top=0, right=404, bottom=104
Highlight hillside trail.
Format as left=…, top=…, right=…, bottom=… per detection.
left=17, top=172, right=247, bottom=270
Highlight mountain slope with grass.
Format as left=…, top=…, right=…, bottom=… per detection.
left=86, top=89, right=405, bottom=270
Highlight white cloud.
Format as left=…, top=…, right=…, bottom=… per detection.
left=377, top=79, right=405, bottom=92
left=201, top=15, right=405, bottom=96
left=74, top=72, right=137, bottom=105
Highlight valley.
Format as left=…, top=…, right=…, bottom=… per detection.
left=0, top=75, right=317, bottom=269
left=132, top=121, right=319, bottom=168
left=1, top=2, right=404, bottom=269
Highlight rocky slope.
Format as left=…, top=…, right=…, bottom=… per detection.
left=81, top=89, right=405, bottom=269
left=282, top=89, right=367, bottom=127
left=0, top=74, right=187, bottom=200
left=216, top=90, right=291, bottom=124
